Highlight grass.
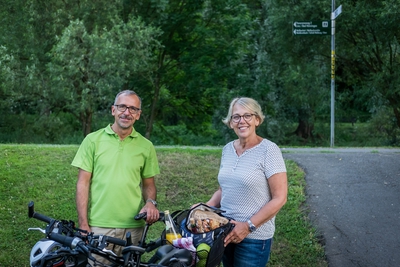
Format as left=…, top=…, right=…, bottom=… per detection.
left=0, top=144, right=327, bottom=267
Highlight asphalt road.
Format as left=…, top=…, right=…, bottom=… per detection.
left=282, top=148, right=400, bottom=267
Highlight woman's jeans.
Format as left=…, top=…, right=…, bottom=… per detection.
left=222, top=238, right=272, bottom=267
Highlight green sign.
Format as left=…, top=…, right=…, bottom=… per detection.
left=293, top=21, right=331, bottom=36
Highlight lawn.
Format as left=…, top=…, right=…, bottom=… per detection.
left=0, top=144, right=327, bottom=266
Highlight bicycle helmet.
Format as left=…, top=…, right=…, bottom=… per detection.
left=30, top=239, right=62, bottom=267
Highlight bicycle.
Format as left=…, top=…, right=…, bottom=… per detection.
left=28, top=201, right=193, bottom=267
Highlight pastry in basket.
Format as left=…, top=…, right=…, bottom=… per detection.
left=189, top=210, right=229, bottom=233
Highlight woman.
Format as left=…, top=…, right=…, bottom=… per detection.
left=204, top=97, right=287, bottom=267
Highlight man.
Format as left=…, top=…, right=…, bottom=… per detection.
left=71, top=90, right=160, bottom=259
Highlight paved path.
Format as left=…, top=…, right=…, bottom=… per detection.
left=282, top=148, right=400, bottom=267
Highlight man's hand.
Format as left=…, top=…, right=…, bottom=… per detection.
left=140, top=202, right=159, bottom=224
left=78, top=223, right=92, bottom=236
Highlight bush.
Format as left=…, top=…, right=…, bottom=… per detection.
left=367, top=107, right=400, bottom=146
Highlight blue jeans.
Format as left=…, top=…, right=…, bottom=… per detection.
left=222, top=238, right=272, bottom=267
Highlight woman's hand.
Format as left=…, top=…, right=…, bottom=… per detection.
left=224, top=220, right=249, bottom=246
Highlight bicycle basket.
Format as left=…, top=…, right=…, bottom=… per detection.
left=172, top=204, right=233, bottom=267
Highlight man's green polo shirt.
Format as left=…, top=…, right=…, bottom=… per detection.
left=71, top=125, right=160, bottom=228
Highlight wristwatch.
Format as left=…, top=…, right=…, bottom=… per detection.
left=247, top=220, right=256, bottom=232
left=146, top=198, right=157, bottom=207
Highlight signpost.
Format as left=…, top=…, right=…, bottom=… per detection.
left=293, top=3, right=342, bottom=147
left=292, top=21, right=331, bottom=36
left=330, top=3, right=342, bottom=147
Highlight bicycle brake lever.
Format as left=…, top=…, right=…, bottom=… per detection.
left=102, top=248, right=118, bottom=257
left=28, top=227, right=46, bottom=234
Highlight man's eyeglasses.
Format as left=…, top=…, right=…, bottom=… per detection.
left=114, top=104, right=141, bottom=114
left=231, top=113, right=256, bottom=123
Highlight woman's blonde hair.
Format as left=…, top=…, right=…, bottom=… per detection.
left=222, top=97, right=265, bottom=127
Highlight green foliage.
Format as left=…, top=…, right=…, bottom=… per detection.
left=127, top=0, right=257, bottom=139
left=45, top=16, right=161, bottom=136
left=338, top=0, right=400, bottom=128
left=264, top=0, right=332, bottom=141
left=0, top=108, right=398, bottom=147
left=0, top=0, right=160, bottom=137
left=0, top=144, right=327, bottom=267
left=0, top=46, right=19, bottom=110
left=367, top=107, right=400, bottom=146
left=150, top=123, right=225, bottom=146
left=0, top=0, right=399, bottom=146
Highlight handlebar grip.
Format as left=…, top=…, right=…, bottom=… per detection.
left=28, top=201, right=52, bottom=223
left=134, top=212, right=147, bottom=220
left=49, top=233, right=91, bottom=257
left=104, top=236, right=127, bottom=246
left=49, top=232, right=82, bottom=248
left=134, top=212, right=165, bottom=221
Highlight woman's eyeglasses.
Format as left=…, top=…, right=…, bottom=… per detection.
left=231, top=113, right=255, bottom=123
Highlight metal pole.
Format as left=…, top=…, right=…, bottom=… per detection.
left=330, top=0, right=335, bottom=147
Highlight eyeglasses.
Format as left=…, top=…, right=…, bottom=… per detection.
left=231, top=113, right=256, bottom=123
left=114, top=104, right=141, bottom=114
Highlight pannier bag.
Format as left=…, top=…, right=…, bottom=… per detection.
left=172, top=203, right=233, bottom=267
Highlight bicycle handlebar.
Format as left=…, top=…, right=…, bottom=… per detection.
left=49, top=232, right=88, bottom=252
left=28, top=201, right=52, bottom=224
left=134, top=211, right=165, bottom=222
left=93, top=235, right=127, bottom=247
left=106, top=235, right=128, bottom=247
left=28, top=201, right=128, bottom=249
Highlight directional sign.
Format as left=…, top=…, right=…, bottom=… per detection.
left=332, top=5, right=343, bottom=20
left=293, top=21, right=331, bottom=36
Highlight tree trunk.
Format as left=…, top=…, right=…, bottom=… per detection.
left=294, top=118, right=314, bottom=140
left=81, top=109, right=92, bottom=137
left=388, top=97, right=400, bottom=128
left=394, top=107, right=400, bottom=129
left=145, top=76, right=160, bottom=140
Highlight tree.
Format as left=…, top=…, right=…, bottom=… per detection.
left=262, top=0, right=332, bottom=142
left=0, top=0, right=160, bottom=138
left=125, top=0, right=255, bottom=140
left=1, top=0, right=398, bottom=145
left=338, top=0, right=400, bottom=128
left=0, top=46, right=19, bottom=109
left=46, top=18, right=160, bottom=136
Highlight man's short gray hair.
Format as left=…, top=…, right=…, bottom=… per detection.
left=114, top=90, right=142, bottom=108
